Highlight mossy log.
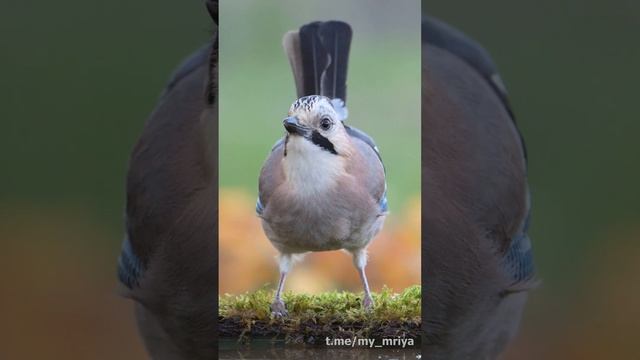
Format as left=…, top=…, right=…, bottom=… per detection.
left=219, top=285, right=421, bottom=347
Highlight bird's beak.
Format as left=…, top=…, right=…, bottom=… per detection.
left=283, top=116, right=306, bottom=136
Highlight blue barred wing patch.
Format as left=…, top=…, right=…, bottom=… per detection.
left=256, top=197, right=265, bottom=216
left=379, top=188, right=388, bottom=213
left=503, top=211, right=535, bottom=284
left=117, top=236, right=144, bottom=290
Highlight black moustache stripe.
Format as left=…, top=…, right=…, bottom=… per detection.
left=310, top=131, right=338, bottom=155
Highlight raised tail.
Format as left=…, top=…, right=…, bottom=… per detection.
left=282, top=21, right=352, bottom=103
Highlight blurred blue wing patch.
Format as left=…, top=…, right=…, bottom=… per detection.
left=503, top=212, right=535, bottom=284
left=379, top=188, right=388, bottom=213
left=504, top=233, right=535, bottom=283
left=117, top=236, right=143, bottom=289
left=256, top=197, right=264, bottom=216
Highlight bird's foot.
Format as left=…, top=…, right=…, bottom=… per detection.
left=270, top=299, right=288, bottom=318
left=363, top=295, right=374, bottom=312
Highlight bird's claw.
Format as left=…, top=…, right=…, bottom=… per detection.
left=363, top=295, right=374, bottom=311
left=271, top=299, right=288, bottom=318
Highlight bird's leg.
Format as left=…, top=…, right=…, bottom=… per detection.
left=272, top=271, right=287, bottom=315
left=271, top=253, right=293, bottom=317
left=352, top=248, right=374, bottom=311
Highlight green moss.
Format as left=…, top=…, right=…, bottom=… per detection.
left=219, top=285, right=421, bottom=345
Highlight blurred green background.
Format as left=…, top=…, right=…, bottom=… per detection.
left=219, top=0, right=421, bottom=207
left=1, top=1, right=211, bottom=358
left=426, top=0, right=640, bottom=358
left=0, top=0, right=638, bottom=358
left=218, top=0, right=421, bottom=297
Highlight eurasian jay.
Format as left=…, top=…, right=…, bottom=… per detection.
left=114, top=4, right=536, bottom=358
left=256, top=21, right=388, bottom=316
left=116, top=1, right=218, bottom=359
left=422, top=15, right=536, bottom=359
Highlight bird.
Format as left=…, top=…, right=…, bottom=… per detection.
left=116, top=1, right=218, bottom=359
left=256, top=20, right=388, bottom=316
left=421, top=15, right=537, bottom=359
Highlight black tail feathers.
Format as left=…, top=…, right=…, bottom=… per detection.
left=296, top=21, right=352, bottom=102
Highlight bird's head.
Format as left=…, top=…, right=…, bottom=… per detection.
left=283, top=95, right=351, bottom=157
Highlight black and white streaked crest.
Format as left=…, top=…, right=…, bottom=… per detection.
left=289, top=95, right=348, bottom=121
left=290, top=95, right=324, bottom=113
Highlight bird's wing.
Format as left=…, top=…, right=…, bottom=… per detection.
left=422, top=15, right=513, bottom=119
left=345, top=125, right=383, bottom=165
left=423, top=15, right=534, bottom=285
left=115, top=4, right=219, bottom=358
left=422, top=15, right=526, bottom=162
left=117, top=42, right=214, bottom=295
left=162, top=43, right=212, bottom=98
left=257, top=139, right=286, bottom=216
left=423, top=14, right=536, bottom=358
left=117, top=235, right=143, bottom=290
left=346, top=126, right=387, bottom=213
left=501, top=196, right=538, bottom=294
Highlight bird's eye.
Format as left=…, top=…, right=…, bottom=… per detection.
left=320, top=117, right=332, bottom=130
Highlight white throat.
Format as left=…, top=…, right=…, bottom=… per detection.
left=283, top=136, right=345, bottom=196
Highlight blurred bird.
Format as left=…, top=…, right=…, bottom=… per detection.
left=422, top=15, right=537, bottom=359
left=116, top=1, right=218, bottom=359
left=257, top=21, right=388, bottom=316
